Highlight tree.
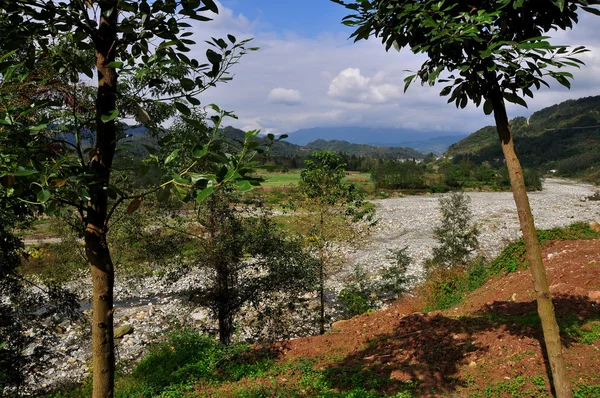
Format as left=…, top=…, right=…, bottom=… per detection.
left=333, top=1, right=600, bottom=395
left=431, top=192, right=479, bottom=268
left=186, top=192, right=319, bottom=345
left=297, top=151, right=375, bottom=334
left=0, top=1, right=256, bottom=395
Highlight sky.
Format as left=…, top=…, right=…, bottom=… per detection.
left=190, top=1, right=600, bottom=137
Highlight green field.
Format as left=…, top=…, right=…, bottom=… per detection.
left=258, top=171, right=371, bottom=188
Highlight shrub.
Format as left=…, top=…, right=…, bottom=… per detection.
left=339, top=248, right=413, bottom=318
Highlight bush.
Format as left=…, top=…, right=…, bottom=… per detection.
left=339, top=248, right=413, bottom=318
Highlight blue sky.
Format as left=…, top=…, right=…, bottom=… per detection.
left=190, top=1, right=600, bottom=136
left=220, top=0, right=350, bottom=38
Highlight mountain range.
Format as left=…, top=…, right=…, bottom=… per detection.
left=283, top=127, right=466, bottom=155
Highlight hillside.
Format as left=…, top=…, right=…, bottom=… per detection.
left=305, top=139, right=423, bottom=159
left=221, top=127, right=425, bottom=160
left=199, top=239, right=600, bottom=397
left=445, top=96, right=600, bottom=180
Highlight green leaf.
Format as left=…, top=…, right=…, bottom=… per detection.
left=164, top=149, right=180, bottom=165
left=101, top=109, right=119, bottom=123
left=236, top=180, right=253, bottom=192
left=483, top=99, right=494, bottom=115
left=503, top=92, right=528, bottom=108
left=136, top=104, right=150, bottom=124
left=403, top=74, right=416, bottom=93
left=192, top=144, right=208, bottom=158
left=80, top=187, right=91, bottom=201
left=202, top=0, right=219, bottom=13
left=172, top=173, right=188, bottom=185
left=582, top=6, right=600, bottom=16
left=108, top=61, right=124, bottom=68
left=157, top=187, right=171, bottom=202
left=174, top=102, right=191, bottom=116
left=13, top=168, right=38, bottom=176
left=173, top=185, right=188, bottom=200
left=195, top=186, right=214, bottom=203
left=37, top=189, right=51, bottom=203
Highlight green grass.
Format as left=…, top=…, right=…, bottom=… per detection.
left=257, top=171, right=373, bottom=189
left=50, top=330, right=420, bottom=398
left=258, top=171, right=303, bottom=187
left=475, top=375, right=549, bottom=398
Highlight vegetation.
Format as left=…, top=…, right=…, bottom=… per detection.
left=339, top=248, right=413, bottom=317
left=447, top=96, right=600, bottom=182
left=186, top=192, right=319, bottom=345
left=296, top=151, right=376, bottom=334
left=423, top=222, right=600, bottom=312
left=430, top=193, right=479, bottom=268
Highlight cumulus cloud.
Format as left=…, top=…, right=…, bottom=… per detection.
left=327, top=68, right=402, bottom=104
left=267, top=87, right=302, bottom=105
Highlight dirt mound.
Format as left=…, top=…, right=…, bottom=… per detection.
left=276, top=240, right=600, bottom=396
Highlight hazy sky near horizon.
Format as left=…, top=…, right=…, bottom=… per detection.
left=192, top=1, right=600, bottom=136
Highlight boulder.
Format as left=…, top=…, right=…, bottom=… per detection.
left=114, top=324, right=134, bottom=339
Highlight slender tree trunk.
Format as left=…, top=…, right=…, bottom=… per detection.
left=216, top=262, right=233, bottom=345
left=319, top=259, right=325, bottom=335
left=85, top=229, right=115, bottom=398
left=490, top=89, right=573, bottom=398
left=88, top=3, right=118, bottom=397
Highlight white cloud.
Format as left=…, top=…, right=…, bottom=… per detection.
left=267, top=87, right=302, bottom=105
left=327, top=68, right=402, bottom=104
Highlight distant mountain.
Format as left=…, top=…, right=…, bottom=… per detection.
left=284, top=127, right=465, bottom=155
left=305, top=139, right=423, bottom=159
left=445, top=95, right=600, bottom=180
left=220, top=127, right=424, bottom=159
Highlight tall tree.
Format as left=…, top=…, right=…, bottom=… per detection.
left=298, top=151, right=375, bottom=334
left=0, top=1, right=255, bottom=396
left=333, top=1, right=599, bottom=396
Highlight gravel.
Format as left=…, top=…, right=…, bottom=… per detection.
left=349, top=178, right=600, bottom=278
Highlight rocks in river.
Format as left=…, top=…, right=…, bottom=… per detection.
left=190, top=307, right=209, bottom=322
left=114, top=324, right=134, bottom=339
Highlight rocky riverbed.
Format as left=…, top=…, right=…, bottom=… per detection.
left=348, top=178, right=600, bottom=278
left=25, top=178, right=600, bottom=393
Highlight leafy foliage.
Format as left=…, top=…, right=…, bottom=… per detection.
left=296, top=151, right=376, bottom=333
left=430, top=192, right=480, bottom=268
left=339, top=248, right=413, bottom=317
left=186, top=192, right=319, bottom=345
left=334, top=0, right=598, bottom=110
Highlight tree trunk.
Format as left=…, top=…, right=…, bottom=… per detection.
left=85, top=229, right=115, bottom=398
left=319, top=260, right=325, bottom=335
left=88, top=3, right=118, bottom=397
left=490, top=90, right=573, bottom=398
left=216, top=262, right=234, bottom=346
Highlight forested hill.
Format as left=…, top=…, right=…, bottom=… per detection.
left=221, top=127, right=424, bottom=160
left=445, top=95, right=600, bottom=180
left=305, top=139, right=424, bottom=159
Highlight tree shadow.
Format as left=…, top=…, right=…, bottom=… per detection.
left=322, top=294, right=600, bottom=396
